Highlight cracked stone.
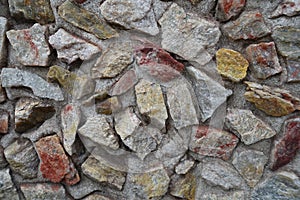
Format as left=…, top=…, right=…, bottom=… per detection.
left=225, top=108, right=277, bottom=145
left=153, top=0, right=172, bottom=21
left=287, top=60, right=300, bottom=82
left=96, top=97, right=122, bottom=115
left=0, top=110, right=9, bottom=134
left=20, top=183, right=67, bottom=200
left=216, top=0, right=246, bottom=22
left=170, top=172, right=197, bottom=199
left=0, top=17, right=8, bottom=66
left=109, top=70, right=138, bottom=96
left=0, top=168, right=19, bottom=200
left=270, top=0, right=300, bottom=18
left=6, top=23, right=51, bottom=66
left=0, top=83, right=6, bottom=103
left=175, top=159, right=195, bottom=175
left=0, top=146, right=7, bottom=169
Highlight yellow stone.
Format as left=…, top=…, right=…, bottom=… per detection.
left=216, top=48, right=249, bottom=82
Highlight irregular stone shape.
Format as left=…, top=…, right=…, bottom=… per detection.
left=270, top=0, right=300, bottom=18
left=270, top=117, right=300, bottom=170
left=170, top=173, right=197, bottom=200
left=4, top=138, right=39, bottom=178
left=232, top=149, right=268, bottom=187
left=6, top=23, right=51, bottom=66
left=135, top=79, right=168, bottom=130
left=35, top=135, right=80, bottom=185
left=0, top=84, right=6, bottom=103
left=0, top=17, right=8, bottom=66
left=159, top=3, right=221, bottom=66
left=287, top=60, right=300, bottom=82
left=251, top=171, right=300, bottom=200
left=189, top=0, right=201, bottom=5
left=83, top=194, right=111, bottom=200
left=225, top=108, right=277, bottom=145
left=167, top=80, right=199, bottom=129
left=21, top=183, right=67, bottom=199
left=244, top=81, right=300, bottom=116
left=49, top=28, right=101, bottom=64
left=0, top=169, right=19, bottom=200
left=0, top=110, right=9, bottom=134
left=8, top=0, right=54, bottom=24
left=96, top=97, right=122, bottom=115
left=187, top=66, right=232, bottom=121
left=100, top=0, right=159, bottom=35
left=189, top=126, right=239, bottom=160
left=58, top=0, right=118, bottom=40
left=153, top=0, right=172, bottom=21
left=78, top=116, right=119, bottom=150
left=246, top=42, right=282, bottom=79
left=175, top=159, right=195, bottom=175
left=202, top=191, right=245, bottom=200
left=1, top=68, right=64, bottom=101
left=216, top=0, right=246, bottom=22
left=222, top=11, right=271, bottom=40
left=0, top=146, right=7, bottom=169
left=61, top=104, right=81, bottom=156
left=201, top=158, right=244, bottom=190
left=110, top=70, right=138, bottom=96
left=82, top=156, right=126, bottom=190
left=216, top=48, right=249, bottom=82
left=74, top=0, right=87, bottom=3
left=92, top=42, right=133, bottom=78
left=272, top=26, right=300, bottom=59
left=15, top=98, right=55, bottom=133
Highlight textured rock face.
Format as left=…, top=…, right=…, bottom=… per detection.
left=270, top=0, right=300, bottom=18
left=83, top=194, right=111, bottom=200
left=96, top=96, right=122, bottom=115
left=287, top=60, right=300, bottom=82
left=0, top=169, right=19, bottom=200
left=6, top=23, right=51, bottom=66
left=0, top=146, right=7, bottom=169
left=170, top=172, right=197, bottom=199
left=175, top=159, right=195, bottom=175
left=0, top=110, right=9, bottom=134
left=216, top=0, right=246, bottom=21
left=110, top=70, right=138, bottom=96
left=0, top=84, right=6, bottom=103
left=20, top=183, right=67, bottom=200
left=0, top=17, right=8, bottom=66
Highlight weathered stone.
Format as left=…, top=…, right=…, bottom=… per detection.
left=49, top=28, right=101, bottom=64
left=0, top=110, right=9, bottom=134
left=20, top=183, right=67, bottom=200
left=74, top=0, right=88, bottom=3
left=189, top=126, right=239, bottom=160
left=270, top=0, right=300, bottom=18
left=287, top=60, right=300, bottom=82
left=35, top=135, right=80, bottom=185
left=58, top=0, right=118, bottom=40
left=0, top=17, right=8, bottom=66
left=83, top=194, right=111, bottom=200
left=153, top=0, right=172, bottom=21
left=187, top=66, right=232, bottom=121
left=135, top=79, right=168, bottom=130
left=4, top=138, right=39, bottom=178
left=225, top=108, right=277, bottom=145
left=175, top=159, right=195, bottom=175
left=82, top=156, right=126, bottom=190
left=92, top=42, right=133, bottom=78
left=202, top=191, right=245, bottom=200
left=246, top=42, right=282, bottom=79
left=110, top=70, right=138, bottom=96
left=216, top=0, right=246, bottom=21
left=222, top=11, right=271, bottom=40
left=170, top=173, right=197, bottom=200
left=0, top=146, right=7, bottom=169
left=6, top=23, right=51, bottom=66
left=270, top=117, right=300, bottom=170
left=15, top=98, right=55, bottom=133
left=244, top=81, right=300, bottom=116
left=159, top=3, right=221, bottom=65
left=8, top=0, right=54, bottom=24
left=78, top=116, right=119, bottom=150
left=0, top=84, right=6, bottom=103
left=201, top=158, right=244, bottom=190
left=1, top=68, right=64, bottom=101
left=100, top=0, right=159, bottom=35
left=0, top=168, right=19, bottom=200
left=216, top=48, right=249, bottom=82
left=251, top=171, right=300, bottom=200
left=232, top=149, right=268, bottom=187
left=96, top=97, right=122, bottom=115
left=272, top=26, right=300, bottom=59
left=189, top=0, right=201, bottom=5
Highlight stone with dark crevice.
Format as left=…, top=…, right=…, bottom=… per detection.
left=216, top=0, right=246, bottom=22
left=0, top=145, right=8, bottom=169
left=0, top=17, right=8, bottom=67
left=0, top=168, right=19, bottom=200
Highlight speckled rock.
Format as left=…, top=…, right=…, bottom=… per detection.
left=270, top=0, right=300, bottom=18
left=20, top=183, right=67, bottom=200
left=0, top=17, right=8, bottom=66
left=83, top=194, right=111, bottom=200
left=0, top=110, right=9, bottom=134
left=109, top=70, right=138, bottom=96
left=170, top=173, right=197, bottom=200
left=0, top=146, right=7, bottom=169
left=0, top=168, right=19, bottom=200
left=202, top=191, right=245, bottom=200
left=96, top=97, right=122, bottom=115
left=6, top=23, right=51, bottom=66
left=175, top=159, right=195, bottom=175
left=216, top=0, right=246, bottom=22
left=287, top=60, right=300, bottom=82
left=0, top=84, right=6, bottom=103
left=216, top=48, right=249, bottom=82
left=58, top=0, right=118, bottom=40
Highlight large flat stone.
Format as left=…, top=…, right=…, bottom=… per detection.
left=20, top=183, right=67, bottom=200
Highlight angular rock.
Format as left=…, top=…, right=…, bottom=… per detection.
left=189, top=126, right=239, bottom=160
left=82, top=156, right=126, bottom=190
left=49, top=28, right=101, bottom=64
left=153, top=0, right=172, bottom=21
left=225, top=108, right=277, bottom=145
left=270, top=0, right=300, bottom=18
left=0, top=146, right=7, bottom=169
left=170, top=173, right=197, bottom=199
left=15, top=98, right=55, bottom=133
left=0, top=17, right=8, bottom=66
left=222, top=11, right=271, bottom=40
left=216, top=0, right=246, bottom=22
left=78, top=116, right=119, bottom=150
left=175, top=159, right=195, bottom=175
left=83, top=194, right=111, bottom=200
left=202, top=191, right=245, bottom=200
left=270, top=117, right=300, bottom=170
left=135, top=79, right=168, bottom=130
left=92, top=42, right=133, bottom=78
left=232, top=149, right=268, bottom=187
left=58, top=0, right=118, bottom=40
left=6, top=23, right=51, bottom=66
left=0, top=168, right=19, bottom=200
left=96, top=97, right=122, bottom=115
left=244, top=81, right=300, bottom=116
left=35, top=135, right=80, bottom=185
left=187, top=66, right=232, bottom=121
left=0, top=110, right=9, bottom=134
left=0, top=84, right=6, bottom=103
left=287, top=60, right=300, bottom=82
left=109, top=70, right=138, bottom=96
left=251, top=171, right=300, bottom=200
left=100, top=0, right=159, bottom=35
left=246, top=42, right=282, bottom=79
left=21, top=183, right=67, bottom=200
left=159, top=3, right=221, bottom=65
left=201, top=158, right=244, bottom=190
left=272, top=26, right=300, bottom=59
left=216, top=48, right=249, bottom=82
left=4, top=138, right=39, bottom=178
left=1, top=68, right=64, bottom=101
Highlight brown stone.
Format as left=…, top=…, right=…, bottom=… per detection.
left=0, top=110, right=8, bottom=134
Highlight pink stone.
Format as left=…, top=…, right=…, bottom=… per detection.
left=0, top=110, right=9, bottom=134
left=216, top=0, right=246, bottom=21
left=286, top=60, right=300, bottom=82
left=110, top=70, right=138, bottom=96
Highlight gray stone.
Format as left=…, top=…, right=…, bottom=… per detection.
left=216, top=0, right=246, bottom=22
left=49, top=28, right=101, bottom=64
left=0, top=83, right=6, bottom=103
left=175, top=159, right=195, bottom=175
left=287, top=60, right=300, bottom=82
left=202, top=191, right=245, bottom=200
left=159, top=3, right=221, bottom=66
left=20, top=183, right=67, bottom=200
left=170, top=172, right=198, bottom=200
left=0, top=17, right=8, bottom=66
left=1, top=68, right=64, bottom=101
left=83, top=194, right=111, bottom=200
left=270, top=0, right=300, bottom=18
left=6, top=23, right=51, bottom=66
left=0, top=168, right=19, bottom=200
left=0, top=146, right=7, bottom=169
left=153, top=0, right=172, bottom=21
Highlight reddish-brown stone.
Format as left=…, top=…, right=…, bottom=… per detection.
left=0, top=110, right=9, bottom=134
left=216, top=0, right=246, bottom=21
left=110, top=70, right=138, bottom=96
left=286, top=60, right=300, bottom=82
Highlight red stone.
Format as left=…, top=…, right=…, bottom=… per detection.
left=110, top=70, right=138, bottom=96
left=0, top=110, right=9, bottom=134
left=216, top=0, right=246, bottom=21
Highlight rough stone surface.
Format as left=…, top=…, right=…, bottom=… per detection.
left=175, top=159, right=195, bottom=175
left=216, top=48, right=249, bottom=82
left=270, top=0, right=300, bottom=18
left=287, top=60, right=300, bottom=82
left=0, top=110, right=9, bottom=134
left=96, top=96, right=122, bottom=115
left=6, top=23, right=51, bottom=66
left=0, top=84, right=6, bottom=103
left=0, top=168, right=19, bottom=200
left=83, top=194, right=111, bottom=200
left=0, top=17, right=8, bottom=66
left=0, top=146, right=7, bottom=169
left=170, top=172, right=197, bottom=199
left=202, top=191, right=245, bottom=200
left=216, top=0, right=246, bottom=21
left=1, top=68, right=64, bottom=101
left=110, top=70, right=138, bottom=96
left=20, top=183, right=67, bottom=200
left=225, top=108, right=277, bottom=145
